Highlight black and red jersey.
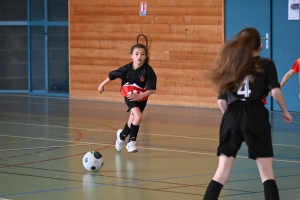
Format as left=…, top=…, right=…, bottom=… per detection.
left=218, top=56, right=280, bottom=105
left=291, top=58, right=300, bottom=73
left=108, top=62, right=157, bottom=101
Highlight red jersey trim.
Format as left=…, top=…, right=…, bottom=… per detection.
left=291, top=58, right=300, bottom=73
left=120, top=83, right=148, bottom=102
left=261, top=97, right=267, bottom=105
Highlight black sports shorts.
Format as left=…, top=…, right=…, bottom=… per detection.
left=217, top=100, right=273, bottom=160
left=125, top=97, right=147, bottom=113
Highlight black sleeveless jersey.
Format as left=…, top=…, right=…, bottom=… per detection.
left=108, top=62, right=157, bottom=90
left=218, top=57, right=280, bottom=105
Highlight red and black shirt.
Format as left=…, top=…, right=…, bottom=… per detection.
left=218, top=56, right=280, bottom=105
left=108, top=62, right=157, bottom=101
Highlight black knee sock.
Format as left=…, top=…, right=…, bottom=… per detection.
left=128, top=124, right=139, bottom=142
left=120, top=123, right=130, bottom=140
left=263, top=180, right=280, bottom=200
left=203, top=180, right=223, bottom=200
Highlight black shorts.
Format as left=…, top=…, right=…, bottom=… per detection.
left=217, top=100, right=273, bottom=160
left=124, top=97, right=147, bottom=113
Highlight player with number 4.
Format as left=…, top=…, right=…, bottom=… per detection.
left=203, top=28, right=292, bottom=200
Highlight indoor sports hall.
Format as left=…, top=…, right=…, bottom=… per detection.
left=0, top=94, right=299, bottom=200
left=1, top=0, right=300, bottom=199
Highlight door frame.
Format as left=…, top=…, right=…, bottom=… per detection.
left=0, top=0, right=68, bottom=97
left=224, top=0, right=273, bottom=110
left=27, top=0, right=68, bottom=97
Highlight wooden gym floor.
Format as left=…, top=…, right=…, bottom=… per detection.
left=0, top=94, right=299, bottom=200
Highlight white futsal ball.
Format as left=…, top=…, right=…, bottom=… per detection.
left=82, top=151, right=104, bottom=171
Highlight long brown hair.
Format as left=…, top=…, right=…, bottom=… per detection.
left=207, top=27, right=262, bottom=93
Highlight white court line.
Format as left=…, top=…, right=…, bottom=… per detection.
left=0, top=143, right=93, bottom=152
left=2, top=120, right=300, bottom=148
left=0, top=134, right=299, bottom=164
left=0, top=121, right=218, bottom=141
left=5, top=99, right=221, bottom=118
left=0, top=198, right=12, bottom=200
left=0, top=134, right=108, bottom=150
left=140, top=147, right=300, bottom=164
left=273, top=143, right=300, bottom=148
left=0, top=121, right=109, bottom=132
left=1, top=120, right=300, bottom=147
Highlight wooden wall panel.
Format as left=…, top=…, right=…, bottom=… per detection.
left=69, top=0, right=224, bottom=108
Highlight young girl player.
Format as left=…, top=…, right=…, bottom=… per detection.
left=203, top=28, right=292, bottom=200
left=98, top=43, right=157, bottom=153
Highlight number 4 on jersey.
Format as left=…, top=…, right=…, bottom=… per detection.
left=237, top=76, right=251, bottom=97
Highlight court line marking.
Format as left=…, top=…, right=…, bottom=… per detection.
left=1, top=120, right=300, bottom=147
left=0, top=121, right=219, bottom=140
left=3, top=94, right=300, bottom=121
left=0, top=165, right=298, bottom=198
left=0, top=134, right=299, bottom=164
left=141, top=147, right=300, bottom=164
left=0, top=143, right=91, bottom=152
left=0, top=95, right=222, bottom=118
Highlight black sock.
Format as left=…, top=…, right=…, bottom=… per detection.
left=120, top=123, right=130, bottom=140
left=203, top=180, right=223, bottom=200
left=263, top=179, right=280, bottom=200
left=128, top=123, right=139, bottom=142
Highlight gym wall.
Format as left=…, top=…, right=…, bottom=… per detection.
left=69, top=0, right=223, bottom=108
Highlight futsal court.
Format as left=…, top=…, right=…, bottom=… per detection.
left=0, top=94, right=299, bottom=200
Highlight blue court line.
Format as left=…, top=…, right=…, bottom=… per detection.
left=273, top=154, right=300, bottom=160
left=237, top=148, right=300, bottom=162
left=222, top=186, right=300, bottom=198
left=0, top=174, right=207, bottom=197
left=3, top=134, right=298, bottom=161
left=219, top=173, right=300, bottom=197
left=227, top=173, right=300, bottom=184
left=237, top=151, right=300, bottom=160
left=231, top=163, right=300, bottom=175
left=0, top=165, right=299, bottom=198
left=272, top=130, right=300, bottom=134
left=1, top=162, right=298, bottom=182
left=0, top=166, right=260, bottom=198
left=1, top=171, right=297, bottom=199
left=235, top=150, right=300, bottom=160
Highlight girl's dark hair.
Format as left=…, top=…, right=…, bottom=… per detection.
left=207, top=27, right=262, bottom=93
left=130, top=43, right=148, bottom=55
left=236, top=27, right=261, bottom=50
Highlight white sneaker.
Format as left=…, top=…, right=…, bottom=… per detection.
left=115, top=129, right=124, bottom=152
left=126, top=141, right=138, bottom=153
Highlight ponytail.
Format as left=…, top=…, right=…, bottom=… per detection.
left=207, top=28, right=262, bottom=93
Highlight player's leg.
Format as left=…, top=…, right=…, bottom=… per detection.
left=126, top=107, right=142, bottom=153
left=115, top=112, right=133, bottom=152
left=203, top=154, right=235, bottom=200
left=213, top=154, right=235, bottom=184
left=130, top=107, right=143, bottom=125
left=256, top=157, right=280, bottom=200
left=256, top=157, right=275, bottom=182
left=122, top=108, right=143, bottom=141
left=203, top=102, right=242, bottom=199
left=119, top=112, right=134, bottom=140
left=115, top=111, right=134, bottom=151
left=243, top=101, right=278, bottom=199
left=116, top=97, right=141, bottom=152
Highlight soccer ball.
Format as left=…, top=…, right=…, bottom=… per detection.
left=82, top=151, right=104, bottom=171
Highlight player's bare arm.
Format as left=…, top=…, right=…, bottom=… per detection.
left=280, top=69, right=294, bottom=88
left=217, top=99, right=227, bottom=114
left=271, top=87, right=292, bottom=123
left=98, top=77, right=111, bottom=94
